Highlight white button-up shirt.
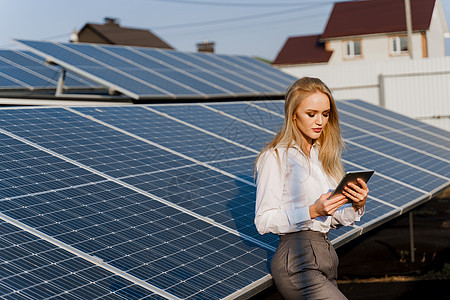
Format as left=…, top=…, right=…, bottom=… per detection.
left=255, top=144, right=363, bottom=235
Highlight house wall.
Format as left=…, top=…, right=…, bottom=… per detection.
left=277, top=56, right=450, bottom=131
left=326, top=33, right=425, bottom=63
left=427, top=2, right=446, bottom=57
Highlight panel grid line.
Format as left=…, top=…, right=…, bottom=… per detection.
left=94, top=45, right=206, bottom=97
left=0, top=54, right=58, bottom=86
left=143, top=106, right=259, bottom=154
left=342, top=100, right=450, bottom=143
left=232, top=56, right=292, bottom=85
left=204, top=154, right=257, bottom=165
left=127, top=46, right=232, bottom=95
left=197, top=53, right=286, bottom=90
left=153, top=49, right=257, bottom=94
left=200, top=104, right=276, bottom=135
left=181, top=51, right=279, bottom=93
left=345, top=139, right=449, bottom=180
left=339, top=110, right=450, bottom=161
left=0, top=70, right=31, bottom=89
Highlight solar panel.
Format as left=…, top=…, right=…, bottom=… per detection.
left=0, top=50, right=99, bottom=91
left=0, top=219, right=162, bottom=299
left=15, top=40, right=296, bottom=100
left=0, top=99, right=448, bottom=298
left=0, top=107, right=275, bottom=299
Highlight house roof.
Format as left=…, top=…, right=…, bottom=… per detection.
left=272, top=34, right=333, bottom=66
left=321, top=0, right=436, bottom=40
left=78, top=20, right=174, bottom=49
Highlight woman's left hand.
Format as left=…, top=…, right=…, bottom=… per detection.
left=342, top=178, right=369, bottom=211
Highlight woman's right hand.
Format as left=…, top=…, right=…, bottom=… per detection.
left=309, top=192, right=348, bottom=219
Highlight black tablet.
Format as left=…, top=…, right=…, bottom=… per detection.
left=331, top=170, right=374, bottom=198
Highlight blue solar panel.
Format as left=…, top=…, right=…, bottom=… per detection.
left=138, top=49, right=280, bottom=94
left=0, top=220, right=158, bottom=299
left=192, top=53, right=285, bottom=92
left=0, top=108, right=269, bottom=243
left=337, top=100, right=450, bottom=145
left=73, top=106, right=255, bottom=162
left=346, top=136, right=450, bottom=177
left=207, top=102, right=284, bottom=133
left=209, top=156, right=257, bottom=179
left=97, top=45, right=237, bottom=96
left=0, top=57, right=53, bottom=87
left=0, top=99, right=447, bottom=298
left=16, top=40, right=296, bottom=99
left=339, top=110, right=450, bottom=154
left=151, top=104, right=273, bottom=152
left=0, top=50, right=98, bottom=90
left=133, top=49, right=255, bottom=94
left=0, top=128, right=275, bottom=299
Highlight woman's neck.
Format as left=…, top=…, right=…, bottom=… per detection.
left=299, top=135, right=314, bottom=158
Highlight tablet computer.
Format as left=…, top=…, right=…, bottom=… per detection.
left=331, top=170, right=374, bottom=198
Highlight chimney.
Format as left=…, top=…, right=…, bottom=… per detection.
left=104, top=17, right=120, bottom=26
left=69, top=29, right=79, bottom=43
left=196, top=40, right=215, bottom=53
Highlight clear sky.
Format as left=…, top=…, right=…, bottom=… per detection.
left=0, top=0, right=449, bottom=60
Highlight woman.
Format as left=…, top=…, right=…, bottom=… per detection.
left=255, top=77, right=369, bottom=299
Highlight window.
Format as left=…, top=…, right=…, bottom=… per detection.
left=344, top=40, right=361, bottom=58
left=390, top=36, right=408, bottom=55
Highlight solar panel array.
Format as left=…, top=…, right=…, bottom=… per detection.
left=0, top=100, right=448, bottom=299
left=0, top=49, right=98, bottom=91
left=15, top=40, right=296, bottom=100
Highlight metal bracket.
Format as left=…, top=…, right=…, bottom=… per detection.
left=55, top=67, right=66, bottom=96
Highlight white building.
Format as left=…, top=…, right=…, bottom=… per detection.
left=273, top=0, right=450, bottom=131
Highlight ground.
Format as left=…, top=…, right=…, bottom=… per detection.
left=250, top=188, right=450, bottom=299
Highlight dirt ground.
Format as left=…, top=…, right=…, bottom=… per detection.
left=251, top=188, right=450, bottom=299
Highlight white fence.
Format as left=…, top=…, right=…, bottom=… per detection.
left=278, top=57, right=450, bottom=131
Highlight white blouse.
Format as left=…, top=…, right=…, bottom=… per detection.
left=255, top=144, right=364, bottom=235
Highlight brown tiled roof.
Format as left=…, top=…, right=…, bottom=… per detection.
left=272, top=35, right=332, bottom=66
left=78, top=22, right=174, bottom=49
left=321, top=0, right=435, bottom=39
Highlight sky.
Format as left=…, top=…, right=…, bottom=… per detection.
left=0, top=0, right=449, bottom=60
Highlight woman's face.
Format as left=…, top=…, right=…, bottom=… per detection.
left=294, top=91, right=330, bottom=145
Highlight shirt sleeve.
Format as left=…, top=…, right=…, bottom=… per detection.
left=330, top=203, right=365, bottom=228
left=254, top=149, right=311, bottom=235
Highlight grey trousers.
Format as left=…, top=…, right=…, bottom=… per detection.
left=271, top=231, right=348, bottom=300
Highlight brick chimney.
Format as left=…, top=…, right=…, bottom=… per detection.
left=104, top=17, right=120, bottom=26
left=196, top=40, right=215, bottom=53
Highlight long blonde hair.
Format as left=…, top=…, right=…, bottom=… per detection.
left=256, top=77, right=345, bottom=183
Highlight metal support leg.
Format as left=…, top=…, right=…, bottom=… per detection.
left=56, top=68, right=66, bottom=96
left=409, top=211, right=415, bottom=263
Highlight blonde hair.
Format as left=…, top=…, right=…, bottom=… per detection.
left=256, top=77, right=345, bottom=183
